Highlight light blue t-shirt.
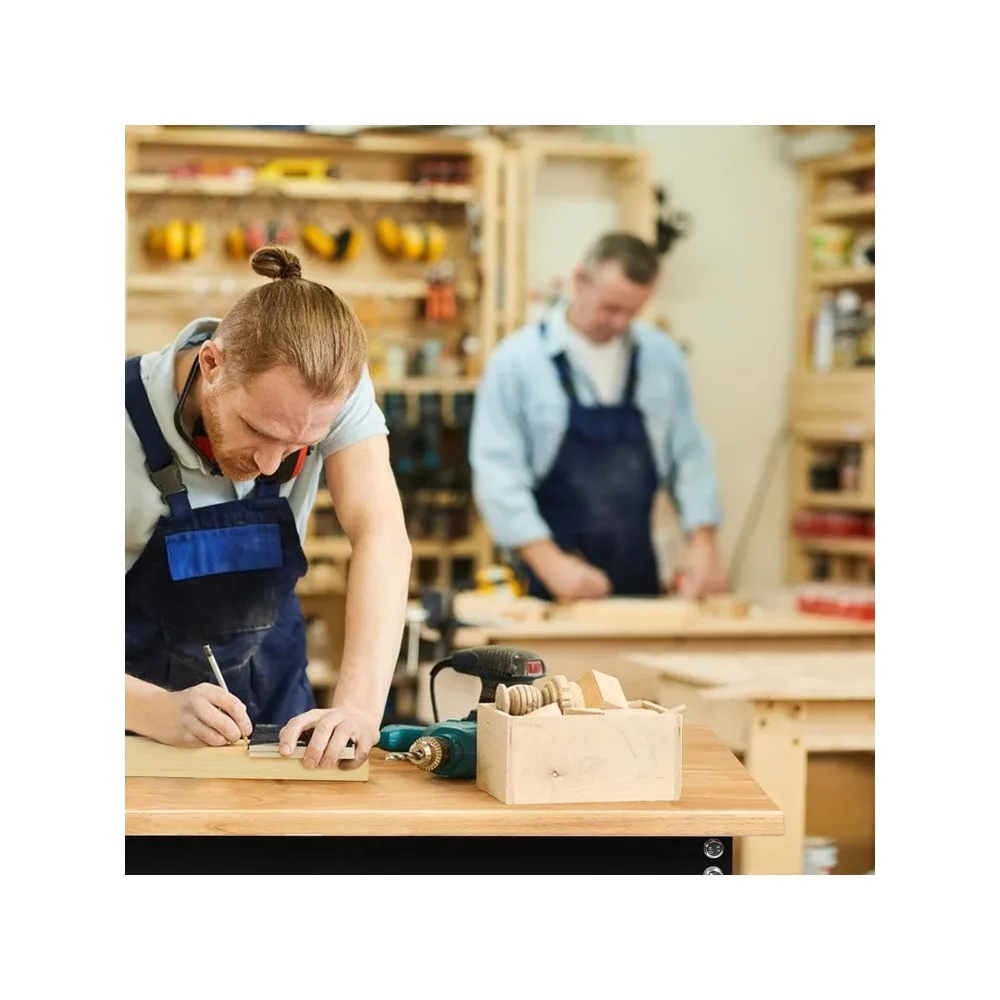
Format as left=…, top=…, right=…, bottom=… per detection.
left=125, top=318, right=388, bottom=572
left=469, top=304, right=723, bottom=550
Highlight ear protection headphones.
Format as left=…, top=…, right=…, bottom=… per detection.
left=375, top=217, right=446, bottom=263
left=146, top=219, right=206, bottom=262
left=301, top=222, right=363, bottom=263
left=225, top=219, right=296, bottom=260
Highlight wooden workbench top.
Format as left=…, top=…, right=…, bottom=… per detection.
left=627, top=651, right=875, bottom=701
left=125, top=725, right=783, bottom=838
left=455, top=609, right=874, bottom=644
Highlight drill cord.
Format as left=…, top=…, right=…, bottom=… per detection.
left=428, top=659, right=451, bottom=723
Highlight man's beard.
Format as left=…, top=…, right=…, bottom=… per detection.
left=201, top=394, right=259, bottom=481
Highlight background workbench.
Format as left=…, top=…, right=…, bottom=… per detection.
left=453, top=605, right=874, bottom=705
left=625, top=651, right=874, bottom=874
left=125, top=725, right=782, bottom=874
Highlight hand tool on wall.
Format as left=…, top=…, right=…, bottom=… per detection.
left=383, top=392, right=416, bottom=496
left=256, top=158, right=333, bottom=181
left=417, top=392, right=444, bottom=491
left=427, top=646, right=547, bottom=722
left=424, top=264, right=458, bottom=321
left=450, top=392, right=475, bottom=491
left=654, top=184, right=692, bottom=257
left=378, top=719, right=478, bottom=778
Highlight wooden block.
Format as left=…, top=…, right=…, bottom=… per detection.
left=125, top=736, right=369, bottom=781
left=476, top=703, right=683, bottom=805
left=628, top=699, right=674, bottom=715
left=579, top=670, right=629, bottom=710
left=526, top=702, right=562, bottom=718
left=701, top=594, right=752, bottom=618
left=550, top=597, right=698, bottom=623
left=564, top=706, right=604, bottom=716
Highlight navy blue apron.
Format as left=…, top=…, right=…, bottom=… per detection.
left=124, top=357, right=315, bottom=725
left=525, top=322, right=661, bottom=600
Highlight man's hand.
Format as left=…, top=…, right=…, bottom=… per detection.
left=678, top=528, right=728, bottom=600
left=520, top=540, right=612, bottom=601
left=155, top=684, right=253, bottom=748
left=279, top=706, right=381, bottom=771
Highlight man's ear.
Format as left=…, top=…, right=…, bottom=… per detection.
left=571, top=265, right=589, bottom=295
left=198, top=340, right=224, bottom=385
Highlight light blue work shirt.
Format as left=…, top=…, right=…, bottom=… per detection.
left=126, top=318, right=388, bottom=572
left=469, top=304, right=723, bottom=550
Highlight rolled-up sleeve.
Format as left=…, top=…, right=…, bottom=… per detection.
left=666, top=360, right=724, bottom=532
left=470, top=348, right=552, bottom=549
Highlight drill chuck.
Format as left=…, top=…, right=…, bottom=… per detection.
left=378, top=719, right=478, bottom=778
left=409, top=736, right=446, bottom=772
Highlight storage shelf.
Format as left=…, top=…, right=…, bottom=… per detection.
left=374, top=377, right=480, bottom=394
left=126, top=173, right=474, bottom=204
left=789, top=141, right=875, bottom=586
left=798, top=492, right=875, bottom=511
left=127, top=273, right=475, bottom=300
left=811, top=267, right=875, bottom=288
left=797, top=538, right=875, bottom=558
left=812, top=149, right=876, bottom=177
left=126, top=126, right=476, bottom=156
left=813, top=193, right=875, bottom=221
left=521, top=139, right=646, bottom=161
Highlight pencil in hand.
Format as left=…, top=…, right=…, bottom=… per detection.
left=202, top=644, right=230, bottom=693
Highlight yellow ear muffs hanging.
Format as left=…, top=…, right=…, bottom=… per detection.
left=148, top=220, right=206, bottom=262
left=333, top=226, right=363, bottom=262
left=375, top=217, right=402, bottom=257
left=302, top=223, right=364, bottom=262
left=422, top=222, right=446, bottom=264
left=302, top=222, right=335, bottom=259
left=398, top=222, right=426, bottom=262
left=225, top=225, right=248, bottom=259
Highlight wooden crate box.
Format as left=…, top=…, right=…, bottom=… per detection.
left=476, top=702, right=682, bottom=805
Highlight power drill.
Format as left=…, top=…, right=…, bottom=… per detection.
left=379, top=720, right=478, bottom=778
left=378, top=646, right=548, bottom=779
left=428, top=645, right=547, bottom=722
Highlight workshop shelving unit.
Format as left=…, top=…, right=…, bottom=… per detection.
left=786, top=144, right=875, bottom=585
left=125, top=126, right=504, bottom=604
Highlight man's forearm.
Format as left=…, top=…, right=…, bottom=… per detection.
left=518, top=538, right=562, bottom=575
left=688, top=525, right=718, bottom=543
left=126, top=674, right=169, bottom=738
left=333, top=527, right=412, bottom=720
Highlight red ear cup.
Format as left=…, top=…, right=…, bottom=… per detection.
left=245, top=222, right=267, bottom=252
left=290, top=447, right=308, bottom=479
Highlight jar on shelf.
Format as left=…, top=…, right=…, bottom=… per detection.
left=857, top=301, right=875, bottom=366
left=810, top=225, right=853, bottom=270
left=809, top=460, right=841, bottom=492
left=833, top=290, right=862, bottom=370
left=840, top=445, right=862, bottom=492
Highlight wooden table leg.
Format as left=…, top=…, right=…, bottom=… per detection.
left=740, top=701, right=807, bottom=875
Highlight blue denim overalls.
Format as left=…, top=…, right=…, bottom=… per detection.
left=525, top=322, right=660, bottom=600
left=124, top=356, right=315, bottom=724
